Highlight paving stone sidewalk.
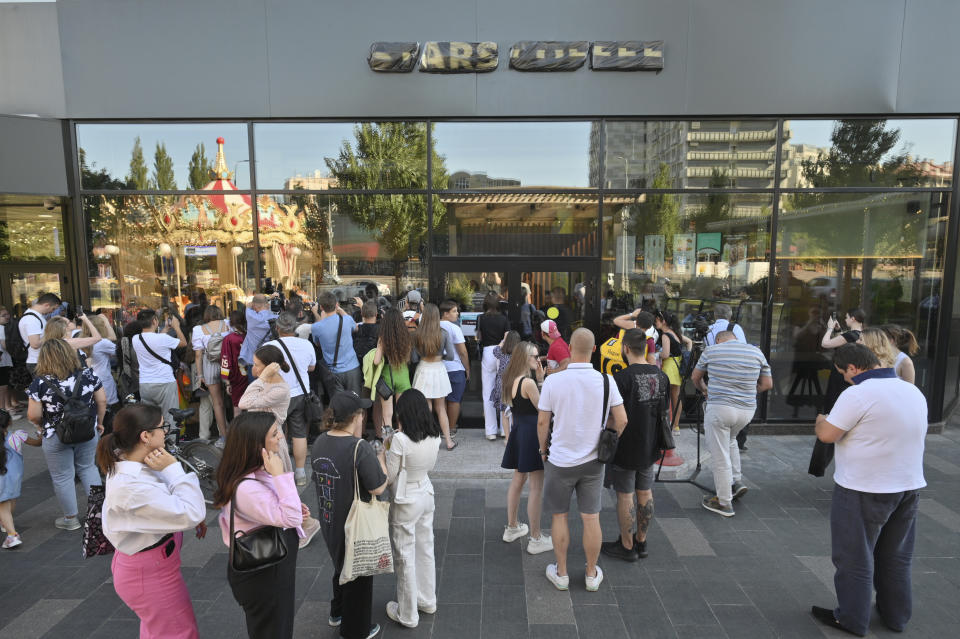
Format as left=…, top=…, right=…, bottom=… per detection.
left=2, top=423, right=959, bottom=639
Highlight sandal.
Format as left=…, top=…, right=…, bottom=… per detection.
left=445, top=441, right=459, bottom=451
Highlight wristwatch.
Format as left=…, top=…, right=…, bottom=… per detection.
left=538, top=448, right=547, bottom=456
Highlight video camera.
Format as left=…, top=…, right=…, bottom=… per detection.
left=683, top=313, right=712, bottom=343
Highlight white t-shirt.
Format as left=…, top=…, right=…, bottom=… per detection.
left=705, top=319, right=746, bottom=346
left=0, top=325, right=12, bottom=367
left=92, top=338, right=119, bottom=405
left=538, top=363, right=624, bottom=467
left=827, top=370, right=927, bottom=493
left=265, top=336, right=316, bottom=398
left=440, top=320, right=466, bottom=373
left=133, top=331, right=181, bottom=384
left=19, top=310, right=46, bottom=364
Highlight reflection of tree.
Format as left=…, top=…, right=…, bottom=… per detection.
left=326, top=123, right=448, bottom=259
left=153, top=143, right=176, bottom=190
left=627, top=162, right=678, bottom=258
left=127, top=137, right=150, bottom=190
left=689, top=169, right=730, bottom=233
left=188, top=143, right=212, bottom=189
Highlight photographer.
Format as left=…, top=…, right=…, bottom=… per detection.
left=133, top=309, right=187, bottom=433
left=238, top=294, right=278, bottom=372
left=704, top=304, right=746, bottom=346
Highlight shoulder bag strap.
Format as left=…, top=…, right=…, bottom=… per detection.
left=333, top=315, right=343, bottom=369
left=45, top=376, right=70, bottom=404
left=601, top=372, right=610, bottom=431
left=229, top=477, right=255, bottom=565
left=71, top=370, right=86, bottom=398
left=389, top=365, right=397, bottom=426
left=275, top=338, right=309, bottom=396
left=138, top=334, right=172, bottom=366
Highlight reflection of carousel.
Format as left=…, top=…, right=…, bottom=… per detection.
left=99, top=138, right=310, bottom=307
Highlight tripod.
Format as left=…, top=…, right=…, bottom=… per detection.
left=654, top=340, right=713, bottom=493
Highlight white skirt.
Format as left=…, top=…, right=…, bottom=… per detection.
left=413, top=359, right=453, bottom=399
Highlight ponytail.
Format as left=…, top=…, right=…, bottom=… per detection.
left=96, top=432, right=121, bottom=477
left=97, top=404, right=162, bottom=476
left=254, top=344, right=290, bottom=373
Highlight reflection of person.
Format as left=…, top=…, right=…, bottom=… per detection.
left=786, top=307, right=827, bottom=413
left=692, top=331, right=772, bottom=517
left=820, top=308, right=864, bottom=413
left=812, top=344, right=927, bottom=636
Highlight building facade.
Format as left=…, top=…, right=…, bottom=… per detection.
left=2, top=0, right=960, bottom=424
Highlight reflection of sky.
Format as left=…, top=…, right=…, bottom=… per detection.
left=77, top=119, right=955, bottom=192
left=786, top=119, right=956, bottom=163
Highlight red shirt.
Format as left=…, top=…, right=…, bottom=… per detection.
left=220, top=331, right=249, bottom=406
left=546, top=338, right=571, bottom=369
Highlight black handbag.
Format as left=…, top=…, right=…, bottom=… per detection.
left=82, top=485, right=115, bottom=558
left=808, top=439, right=834, bottom=477
left=596, top=373, right=620, bottom=464
left=276, top=338, right=325, bottom=424
left=376, top=365, right=394, bottom=400
left=229, top=478, right=289, bottom=572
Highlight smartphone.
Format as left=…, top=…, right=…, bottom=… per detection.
left=76, top=304, right=84, bottom=317
left=831, top=311, right=837, bottom=321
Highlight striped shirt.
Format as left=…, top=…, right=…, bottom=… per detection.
left=695, top=341, right=771, bottom=410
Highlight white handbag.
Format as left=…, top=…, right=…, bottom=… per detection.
left=392, top=447, right=412, bottom=504
left=340, top=441, right=394, bottom=584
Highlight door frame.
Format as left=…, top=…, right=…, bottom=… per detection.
left=0, top=265, right=72, bottom=316
left=430, top=257, right=602, bottom=335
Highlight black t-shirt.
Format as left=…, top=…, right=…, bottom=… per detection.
left=478, top=312, right=510, bottom=347
left=311, top=433, right=386, bottom=561
left=353, top=323, right=380, bottom=361
left=612, top=363, right=670, bottom=469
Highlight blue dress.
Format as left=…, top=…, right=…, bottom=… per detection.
left=0, top=431, right=28, bottom=501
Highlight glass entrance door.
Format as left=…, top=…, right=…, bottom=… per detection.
left=0, top=268, right=67, bottom=317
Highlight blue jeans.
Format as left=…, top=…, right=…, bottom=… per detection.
left=831, top=483, right=919, bottom=635
left=41, top=431, right=103, bottom=517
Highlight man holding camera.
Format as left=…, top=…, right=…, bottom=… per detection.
left=810, top=344, right=926, bottom=636
left=134, top=308, right=187, bottom=432
left=692, top=330, right=771, bottom=517
left=239, top=293, right=278, bottom=371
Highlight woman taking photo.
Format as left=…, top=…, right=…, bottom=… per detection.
left=478, top=292, right=510, bottom=440
left=215, top=412, right=305, bottom=639
left=43, top=314, right=103, bottom=364
left=311, top=391, right=387, bottom=639
left=882, top=324, right=919, bottom=384
left=499, top=342, right=553, bottom=554
left=412, top=303, right=456, bottom=451
left=373, top=308, right=413, bottom=436
left=27, top=339, right=107, bottom=531
left=384, top=390, right=441, bottom=628
left=81, top=313, right=119, bottom=429
left=98, top=404, right=207, bottom=639
left=821, top=308, right=865, bottom=412
left=192, top=305, right=230, bottom=442
left=654, top=311, right=686, bottom=431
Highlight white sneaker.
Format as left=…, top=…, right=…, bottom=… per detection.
left=417, top=602, right=437, bottom=615
left=385, top=601, right=417, bottom=628
left=299, top=516, right=321, bottom=549
left=2, top=534, right=22, bottom=549
left=502, top=523, right=529, bottom=543
left=55, top=516, right=81, bottom=531
left=526, top=534, right=553, bottom=555
left=585, top=565, right=604, bottom=592
left=545, top=563, right=569, bottom=591
left=486, top=435, right=497, bottom=441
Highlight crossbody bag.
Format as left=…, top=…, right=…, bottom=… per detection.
left=276, top=338, right=325, bottom=424
left=596, top=372, right=619, bottom=464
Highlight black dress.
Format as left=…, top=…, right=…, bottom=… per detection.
left=501, top=377, right=543, bottom=473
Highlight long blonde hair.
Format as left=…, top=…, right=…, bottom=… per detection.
left=81, top=314, right=110, bottom=358
left=35, top=339, right=82, bottom=380
left=501, top=342, right=539, bottom=408
left=42, top=316, right=71, bottom=342
left=414, top=303, right=444, bottom=358
left=860, top=327, right=899, bottom=368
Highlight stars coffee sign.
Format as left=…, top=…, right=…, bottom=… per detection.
left=367, top=41, right=663, bottom=73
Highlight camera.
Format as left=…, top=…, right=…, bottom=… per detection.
left=683, top=314, right=712, bottom=343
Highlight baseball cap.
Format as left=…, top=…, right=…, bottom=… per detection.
left=406, top=289, right=422, bottom=304
left=540, top=319, right=561, bottom=340
left=330, top=390, right=373, bottom=421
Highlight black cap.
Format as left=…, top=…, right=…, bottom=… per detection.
left=330, top=390, right=373, bottom=421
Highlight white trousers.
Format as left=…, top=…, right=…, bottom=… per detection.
left=390, top=484, right=437, bottom=626
left=481, top=345, right=500, bottom=436
left=703, top=404, right=755, bottom=506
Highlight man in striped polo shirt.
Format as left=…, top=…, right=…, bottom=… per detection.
left=691, top=331, right=772, bottom=517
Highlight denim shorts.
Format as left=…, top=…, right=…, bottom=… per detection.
left=446, top=370, right=467, bottom=403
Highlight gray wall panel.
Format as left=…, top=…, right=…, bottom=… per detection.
left=685, top=0, right=904, bottom=115
left=0, top=115, right=68, bottom=195
left=264, top=0, right=478, bottom=117
left=57, top=0, right=270, bottom=118
left=898, top=0, right=960, bottom=113
left=0, top=3, right=65, bottom=118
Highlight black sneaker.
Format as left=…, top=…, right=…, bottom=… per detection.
left=634, top=539, right=648, bottom=558
left=701, top=495, right=735, bottom=517
left=810, top=606, right=863, bottom=636
left=731, top=482, right=748, bottom=500
left=600, top=539, right=638, bottom=562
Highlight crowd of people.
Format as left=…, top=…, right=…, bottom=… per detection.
left=0, top=288, right=931, bottom=638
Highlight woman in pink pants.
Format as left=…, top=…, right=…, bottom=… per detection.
left=98, top=404, right=207, bottom=639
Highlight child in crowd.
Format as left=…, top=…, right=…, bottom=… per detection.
left=0, top=409, right=42, bottom=549
left=489, top=331, right=521, bottom=441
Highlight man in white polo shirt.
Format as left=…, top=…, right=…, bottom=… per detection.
left=537, top=328, right=627, bottom=593
left=19, top=292, right=62, bottom=374
left=811, top=343, right=927, bottom=637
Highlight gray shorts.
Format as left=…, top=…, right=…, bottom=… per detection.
left=543, top=459, right=604, bottom=515
left=334, top=366, right=364, bottom=395
left=609, top=464, right=655, bottom=493
left=286, top=394, right=308, bottom=439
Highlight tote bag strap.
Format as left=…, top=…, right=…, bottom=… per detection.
left=352, top=439, right=362, bottom=502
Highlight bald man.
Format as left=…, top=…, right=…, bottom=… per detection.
left=538, top=328, right=628, bottom=593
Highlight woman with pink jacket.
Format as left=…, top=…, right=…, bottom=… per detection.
left=215, top=412, right=306, bottom=639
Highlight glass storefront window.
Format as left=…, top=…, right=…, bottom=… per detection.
left=434, top=193, right=599, bottom=257
left=603, top=120, right=781, bottom=190
left=0, top=194, right=66, bottom=262
left=77, top=123, right=251, bottom=190
left=433, top=122, right=593, bottom=189
left=85, top=195, right=257, bottom=319
left=254, top=122, right=431, bottom=191
left=769, top=191, right=949, bottom=419
left=259, top=194, right=428, bottom=305
left=781, top=119, right=957, bottom=189
left=601, top=192, right=772, bottom=344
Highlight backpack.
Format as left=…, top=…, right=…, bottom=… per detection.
left=6, top=311, right=42, bottom=363
left=202, top=321, right=227, bottom=363
left=46, top=372, right=97, bottom=444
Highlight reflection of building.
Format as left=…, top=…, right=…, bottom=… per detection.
left=449, top=171, right=521, bottom=189
left=284, top=170, right=337, bottom=190
left=781, top=143, right=830, bottom=188
left=910, top=159, right=953, bottom=188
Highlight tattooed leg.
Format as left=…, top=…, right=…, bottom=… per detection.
left=616, top=492, right=635, bottom=549
left=635, top=490, right=654, bottom=543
